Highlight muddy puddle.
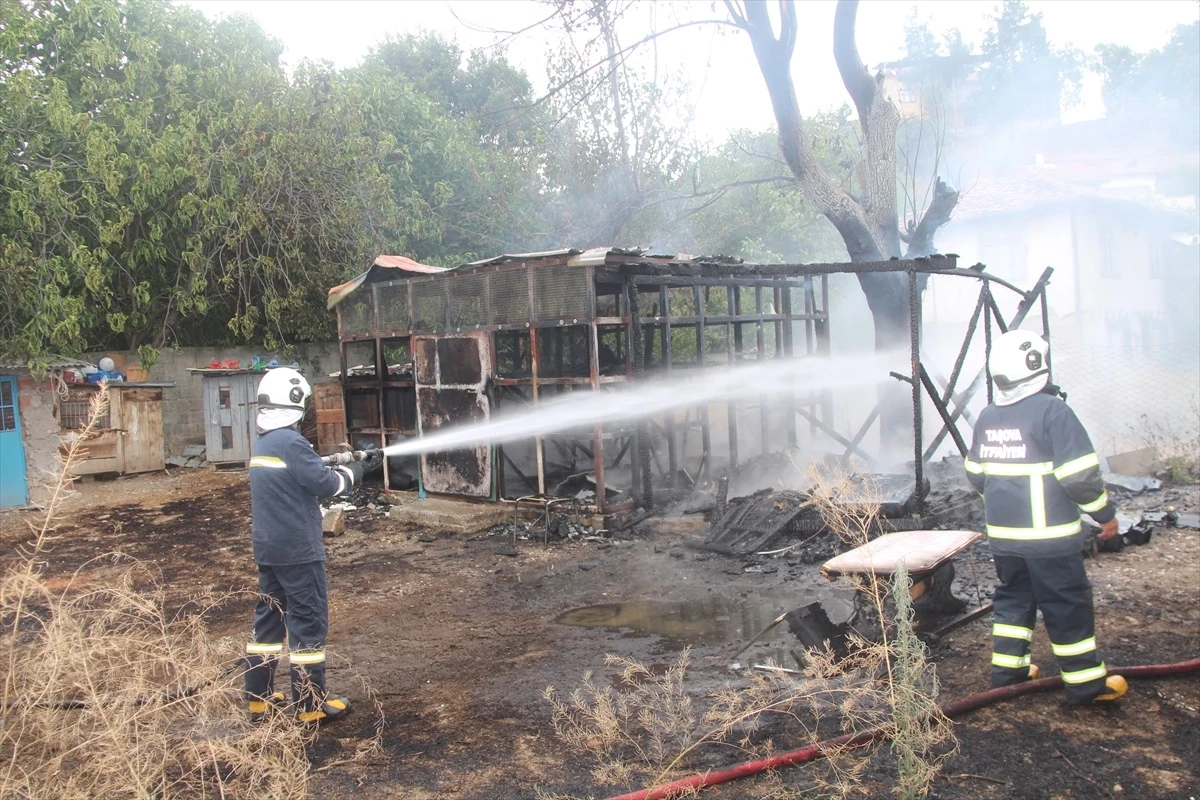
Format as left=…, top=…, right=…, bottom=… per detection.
left=555, top=589, right=856, bottom=652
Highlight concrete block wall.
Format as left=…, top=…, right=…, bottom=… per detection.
left=8, top=372, right=64, bottom=507
left=85, top=344, right=342, bottom=457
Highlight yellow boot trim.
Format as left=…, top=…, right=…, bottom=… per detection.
left=248, top=692, right=286, bottom=720
left=297, top=697, right=349, bottom=724
left=1095, top=675, right=1128, bottom=702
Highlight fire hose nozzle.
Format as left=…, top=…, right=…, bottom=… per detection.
left=320, top=450, right=365, bottom=466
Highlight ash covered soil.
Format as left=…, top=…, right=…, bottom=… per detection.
left=1, top=465, right=1197, bottom=800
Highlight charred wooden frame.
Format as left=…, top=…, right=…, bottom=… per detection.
left=335, top=251, right=1052, bottom=519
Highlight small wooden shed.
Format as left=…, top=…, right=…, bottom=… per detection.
left=59, top=382, right=171, bottom=476
left=189, top=367, right=338, bottom=465
left=188, top=369, right=263, bottom=466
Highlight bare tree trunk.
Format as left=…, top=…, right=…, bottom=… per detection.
left=729, top=0, right=961, bottom=456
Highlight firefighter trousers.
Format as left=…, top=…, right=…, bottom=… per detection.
left=991, top=552, right=1108, bottom=704
left=244, top=561, right=329, bottom=712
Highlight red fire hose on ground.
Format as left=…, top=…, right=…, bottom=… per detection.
left=602, top=659, right=1200, bottom=800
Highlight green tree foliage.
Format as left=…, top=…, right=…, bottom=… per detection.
left=0, top=0, right=893, bottom=368
left=971, top=0, right=1083, bottom=126
left=901, top=9, right=974, bottom=91
left=364, top=32, right=536, bottom=147
left=352, top=35, right=547, bottom=260
left=0, top=0, right=397, bottom=362
left=1094, top=21, right=1199, bottom=146
left=655, top=119, right=852, bottom=263
left=899, top=1, right=1082, bottom=129
left=537, top=0, right=700, bottom=248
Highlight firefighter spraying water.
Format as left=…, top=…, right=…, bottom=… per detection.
left=243, top=367, right=383, bottom=724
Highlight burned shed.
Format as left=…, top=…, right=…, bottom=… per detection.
left=329, top=250, right=1054, bottom=526
left=329, top=249, right=835, bottom=514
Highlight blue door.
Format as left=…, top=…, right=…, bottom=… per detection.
left=0, top=376, right=29, bottom=507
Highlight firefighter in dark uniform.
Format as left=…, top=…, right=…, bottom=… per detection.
left=243, top=367, right=382, bottom=723
left=965, top=330, right=1127, bottom=705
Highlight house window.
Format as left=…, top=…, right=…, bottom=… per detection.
left=0, top=380, right=15, bottom=431
left=899, top=88, right=917, bottom=104
left=1099, top=223, right=1117, bottom=278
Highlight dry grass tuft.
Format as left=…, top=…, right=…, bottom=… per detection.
left=0, top=384, right=314, bottom=799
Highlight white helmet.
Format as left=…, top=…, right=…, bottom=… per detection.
left=256, top=367, right=311, bottom=411
left=989, top=330, right=1049, bottom=391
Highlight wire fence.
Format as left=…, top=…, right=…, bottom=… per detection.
left=1052, top=339, right=1200, bottom=468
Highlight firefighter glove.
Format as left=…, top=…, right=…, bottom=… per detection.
left=361, top=444, right=384, bottom=473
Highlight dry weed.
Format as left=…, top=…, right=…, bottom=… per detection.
left=544, top=462, right=956, bottom=799
left=0, top=384, right=328, bottom=799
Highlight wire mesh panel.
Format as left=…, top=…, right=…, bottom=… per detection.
left=449, top=273, right=486, bottom=328
left=489, top=268, right=530, bottom=325
left=534, top=265, right=590, bottom=322
left=376, top=282, right=410, bottom=332
left=339, top=289, right=374, bottom=336
left=411, top=279, right=447, bottom=332
left=59, top=391, right=111, bottom=429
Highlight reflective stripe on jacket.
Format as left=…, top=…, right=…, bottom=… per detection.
left=964, top=391, right=1114, bottom=557
left=249, top=427, right=347, bottom=565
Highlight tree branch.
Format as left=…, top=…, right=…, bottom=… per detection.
left=903, top=177, right=960, bottom=257
left=730, top=0, right=881, bottom=261
left=833, top=0, right=875, bottom=123
left=833, top=0, right=900, bottom=256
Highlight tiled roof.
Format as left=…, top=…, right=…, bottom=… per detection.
left=951, top=174, right=1189, bottom=222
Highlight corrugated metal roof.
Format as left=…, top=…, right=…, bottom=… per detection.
left=372, top=254, right=450, bottom=273
left=0, top=357, right=91, bottom=371
left=466, top=248, right=583, bottom=267
left=327, top=255, right=450, bottom=309
left=466, top=247, right=699, bottom=268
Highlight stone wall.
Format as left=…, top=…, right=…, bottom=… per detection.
left=9, top=372, right=62, bottom=507
left=85, top=343, right=342, bottom=457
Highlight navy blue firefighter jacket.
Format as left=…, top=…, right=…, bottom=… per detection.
left=249, top=427, right=350, bottom=566
left=965, top=391, right=1115, bottom=557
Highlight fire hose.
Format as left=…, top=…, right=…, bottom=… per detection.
left=320, top=450, right=370, bottom=466
left=602, top=658, right=1200, bottom=800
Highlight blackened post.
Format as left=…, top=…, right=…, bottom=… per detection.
left=529, top=326, right=546, bottom=497
left=818, top=275, right=833, bottom=432
left=587, top=269, right=607, bottom=512
left=756, top=285, right=769, bottom=454
left=661, top=284, right=677, bottom=485
left=919, top=364, right=969, bottom=456
left=629, top=281, right=653, bottom=507
left=780, top=283, right=797, bottom=448
left=623, top=280, right=642, bottom=501
left=727, top=285, right=739, bottom=469
left=804, top=277, right=817, bottom=438
left=942, top=292, right=986, bottom=408
left=983, top=285, right=995, bottom=406
left=374, top=333, right=389, bottom=489
left=909, top=267, right=924, bottom=517
left=694, top=284, right=713, bottom=482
